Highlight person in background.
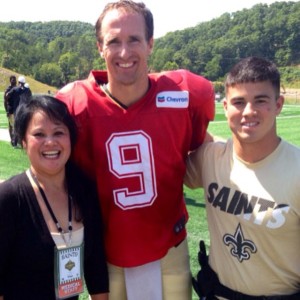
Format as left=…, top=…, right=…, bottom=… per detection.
left=3, top=75, right=17, bottom=146
left=185, top=56, right=300, bottom=299
left=4, top=75, right=32, bottom=147
left=56, top=0, right=215, bottom=299
left=0, top=95, right=109, bottom=300
left=20, top=82, right=33, bottom=105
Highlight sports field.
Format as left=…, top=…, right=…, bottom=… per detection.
left=0, top=95, right=299, bottom=299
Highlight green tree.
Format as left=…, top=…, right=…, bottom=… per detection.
left=58, top=52, right=79, bottom=84
left=162, top=61, right=178, bottom=71
left=204, top=55, right=222, bottom=81
left=35, top=63, right=63, bottom=87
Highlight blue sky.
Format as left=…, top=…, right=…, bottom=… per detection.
left=0, top=0, right=294, bottom=38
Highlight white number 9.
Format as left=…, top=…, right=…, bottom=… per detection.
left=106, top=131, right=157, bottom=210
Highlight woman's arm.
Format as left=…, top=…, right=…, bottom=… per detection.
left=79, top=175, right=109, bottom=297
left=0, top=181, right=19, bottom=299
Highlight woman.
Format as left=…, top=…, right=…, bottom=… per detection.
left=0, top=95, right=109, bottom=299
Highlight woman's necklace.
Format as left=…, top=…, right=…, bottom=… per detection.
left=29, top=169, right=73, bottom=246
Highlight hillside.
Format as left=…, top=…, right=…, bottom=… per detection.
left=0, top=67, right=56, bottom=94
left=151, top=1, right=300, bottom=81
left=0, top=2, right=299, bottom=87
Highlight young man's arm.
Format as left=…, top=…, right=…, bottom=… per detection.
left=204, top=132, right=225, bottom=143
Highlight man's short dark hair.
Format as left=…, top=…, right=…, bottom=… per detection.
left=225, top=57, right=281, bottom=98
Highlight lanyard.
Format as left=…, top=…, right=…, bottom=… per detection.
left=29, top=169, right=73, bottom=246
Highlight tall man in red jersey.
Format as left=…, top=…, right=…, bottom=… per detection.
left=56, top=1, right=215, bottom=299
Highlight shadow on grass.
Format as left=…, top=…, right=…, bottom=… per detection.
left=184, top=196, right=206, bottom=208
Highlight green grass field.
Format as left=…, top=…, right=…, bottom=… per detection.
left=1, top=92, right=300, bottom=299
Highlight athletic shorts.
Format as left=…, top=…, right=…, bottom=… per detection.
left=107, top=238, right=192, bottom=300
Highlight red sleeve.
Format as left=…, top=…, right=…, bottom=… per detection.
left=180, top=70, right=215, bottom=150
left=191, top=77, right=215, bottom=150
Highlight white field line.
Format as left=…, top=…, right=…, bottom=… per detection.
left=211, top=114, right=299, bottom=124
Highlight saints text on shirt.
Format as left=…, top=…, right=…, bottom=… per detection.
left=207, top=182, right=290, bottom=229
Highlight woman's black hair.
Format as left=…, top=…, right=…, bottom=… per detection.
left=14, top=94, right=77, bottom=148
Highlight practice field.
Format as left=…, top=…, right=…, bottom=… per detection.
left=0, top=96, right=299, bottom=299
left=209, top=102, right=300, bottom=144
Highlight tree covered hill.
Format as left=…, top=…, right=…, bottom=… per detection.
left=1, top=20, right=93, bottom=41
left=0, top=1, right=299, bottom=88
left=151, top=1, right=300, bottom=81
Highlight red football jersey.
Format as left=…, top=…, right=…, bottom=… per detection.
left=56, top=69, right=215, bottom=267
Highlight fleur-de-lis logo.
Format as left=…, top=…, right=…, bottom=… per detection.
left=223, top=224, right=257, bottom=262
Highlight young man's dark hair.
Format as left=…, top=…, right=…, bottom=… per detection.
left=225, top=56, right=281, bottom=98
